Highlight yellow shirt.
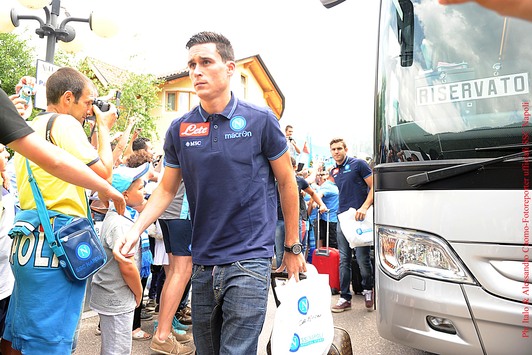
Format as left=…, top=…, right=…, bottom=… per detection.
left=14, top=113, right=99, bottom=217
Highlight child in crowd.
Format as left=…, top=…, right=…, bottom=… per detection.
left=90, top=162, right=151, bottom=354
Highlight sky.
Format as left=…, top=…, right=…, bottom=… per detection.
left=4, top=0, right=380, bottom=156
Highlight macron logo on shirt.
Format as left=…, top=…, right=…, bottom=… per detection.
left=180, top=122, right=210, bottom=137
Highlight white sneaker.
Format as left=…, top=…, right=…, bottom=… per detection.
left=362, top=289, right=374, bottom=311
left=331, top=297, right=351, bottom=313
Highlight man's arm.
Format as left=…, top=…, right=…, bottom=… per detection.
left=122, top=129, right=140, bottom=161
left=356, top=175, right=374, bottom=221
left=439, top=0, right=532, bottom=21
left=8, top=133, right=125, bottom=215
left=271, top=152, right=307, bottom=280
left=304, top=186, right=327, bottom=214
left=113, top=116, right=136, bottom=166
left=89, top=105, right=117, bottom=182
left=113, top=166, right=181, bottom=262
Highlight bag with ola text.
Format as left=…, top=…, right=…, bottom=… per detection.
left=337, top=206, right=374, bottom=248
left=17, top=159, right=107, bottom=281
left=270, top=265, right=334, bottom=355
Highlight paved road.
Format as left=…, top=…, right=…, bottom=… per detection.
left=76, top=289, right=432, bottom=355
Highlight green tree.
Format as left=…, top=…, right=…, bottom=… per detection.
left=78, top=59, right=161, bottom=140
left=117, top=72, right=161, bottom=140
left=0, top=32, right=161, bottom=140
left=0, top=33, right=35, bottom=95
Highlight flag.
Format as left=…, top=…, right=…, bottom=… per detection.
left=299, top=141, right=311, bottom=168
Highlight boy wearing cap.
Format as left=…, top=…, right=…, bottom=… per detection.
left=90, top=162, right=153, bottom=355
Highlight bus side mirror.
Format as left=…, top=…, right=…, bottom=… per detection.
left=320, top=0, right=346, bottom=9
left=397, top=0, right=414, bottom=67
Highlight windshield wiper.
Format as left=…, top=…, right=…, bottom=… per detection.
left=407, top=151, right=527, bottom=187
left=475, top=143, right=532, bottom=151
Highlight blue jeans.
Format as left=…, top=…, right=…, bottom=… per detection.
left=337, top=222, right=374, bottom=301
left=274, top=220, right=285, bottom=268
left=191, top=258, right=271, bottom=355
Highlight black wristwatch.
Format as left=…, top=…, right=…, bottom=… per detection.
left=284, top=243, right=303, bottom=255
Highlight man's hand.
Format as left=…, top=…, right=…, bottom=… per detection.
left=113, top=234, right=138, bottom=264
left=110, top=132, right=123, bottom=142
left=93, top=103, right=118, bottom=131
left=439, top=0, right=532, bottom=22
left=9, top=94, right=31, bottom=118
left=275, top=252, right=307, bottom=281
left=1, top=171, right=10, bottom=190
left=97, top=185, right=125, bottom=215
left=355, top=206, right=368, bottom=221
left=15, top=76, right=36, bottom=94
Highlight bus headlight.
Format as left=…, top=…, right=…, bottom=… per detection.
left=377, top=226, right=476, bottom=284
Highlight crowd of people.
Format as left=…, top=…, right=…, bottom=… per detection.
left=281, top=126, right=375, bottom=313
left=0, top=31, right=375, bottom=355
left=2, top=0, right=531, bottom=352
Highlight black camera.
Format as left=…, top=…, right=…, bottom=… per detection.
left=93, top=99, right=111, bottom=112
left=91, top=97, right=120, bottom=118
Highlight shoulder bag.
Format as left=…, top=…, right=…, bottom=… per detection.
left=24, top=159, right=107, bottom=281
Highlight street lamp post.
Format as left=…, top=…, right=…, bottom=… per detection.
left=0, top=0, right=117, bottom=63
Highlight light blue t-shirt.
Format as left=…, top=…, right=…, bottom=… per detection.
left=318, top=180, right=339, bottom=223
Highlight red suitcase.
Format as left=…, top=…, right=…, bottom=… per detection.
left=312, top=213, right=340, bottom=294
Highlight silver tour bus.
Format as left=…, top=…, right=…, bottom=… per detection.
left=323, top=0, right=531, bottom=354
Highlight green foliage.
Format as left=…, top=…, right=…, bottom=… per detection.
left=0, top=33, right=35, bottom=95
left=53, top=49, right=81, bottom=69
left=78, top=59, right=161, bottom=140
left=0, top=32, right=162, bottom=140
left=117, top=73, right=161, bottom=140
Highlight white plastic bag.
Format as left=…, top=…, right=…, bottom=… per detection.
left=337, top=206, right=374, bottom=248
left=270, top=264, right=334, bottom=355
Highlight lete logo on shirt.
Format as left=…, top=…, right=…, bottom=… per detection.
left=180, top=122, right=210, bottom=137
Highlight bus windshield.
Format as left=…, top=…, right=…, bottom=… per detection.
left=376, top=0, right=532, bottom=163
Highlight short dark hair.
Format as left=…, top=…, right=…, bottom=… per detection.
left=186, top=31, right=235, bottom=62
left=329, top=137, right=347, bottom=148
left=285, top=125, right=293, bottom=132
left=132, top=137, right=150, bottom=151
left=46, top=67, right=91, bottom=105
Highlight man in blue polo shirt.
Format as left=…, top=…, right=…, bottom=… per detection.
left=329, top=137, right=374, bottom=312
left=114, top=31, right=305, bottom=355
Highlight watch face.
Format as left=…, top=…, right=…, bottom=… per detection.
left=291, top=243, right=303, bottom=255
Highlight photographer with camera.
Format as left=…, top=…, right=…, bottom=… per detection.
left=2, top=67, right=117, bottom=355
left=86, top=92, right=120, bottom=150
left=285, top=124, right=301, bottom=158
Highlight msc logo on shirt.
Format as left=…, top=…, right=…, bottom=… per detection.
left=180, top=122, right=210, bottom=137
left=185, top=141, right=202, bottom=147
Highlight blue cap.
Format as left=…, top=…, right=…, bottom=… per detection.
left=112, top=162, right=150, bottom=193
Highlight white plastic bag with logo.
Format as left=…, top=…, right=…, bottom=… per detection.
left=338, top=206, right=374, bottom=248
left=270, top=264, right=334, bottom=355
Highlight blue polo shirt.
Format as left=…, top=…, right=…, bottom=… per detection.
left=330, top=156, right=372, bottom=214
left=163, top=93, right=288, bottom=265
